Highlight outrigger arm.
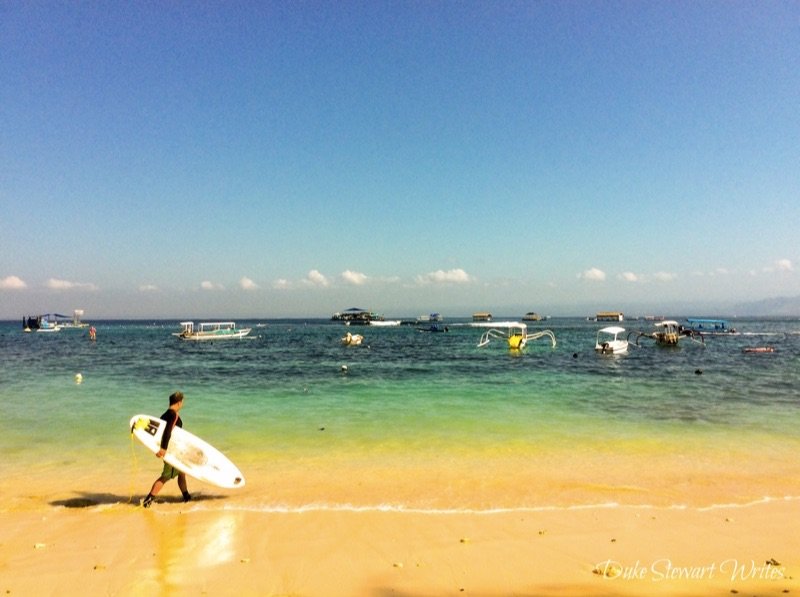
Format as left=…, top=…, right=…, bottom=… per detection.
left=477, top=328, right=557, bottom=349
left=627, top=328, right=705, bottom=346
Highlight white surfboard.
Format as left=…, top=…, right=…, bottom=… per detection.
left=130, top=414, right=245, bottom=489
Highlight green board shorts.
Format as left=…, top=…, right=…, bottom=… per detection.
left=160, top=461, right=182, bottom=480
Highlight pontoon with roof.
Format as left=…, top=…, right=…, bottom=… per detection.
left=332, top=308, right=384, bottom=325
left=596, top=311, right=624, bottom=322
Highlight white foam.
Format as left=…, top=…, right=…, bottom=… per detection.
left=177, top=495, right=800, bottom=516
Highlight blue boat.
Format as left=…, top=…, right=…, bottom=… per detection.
left=685, top=318, right=737, bottom=335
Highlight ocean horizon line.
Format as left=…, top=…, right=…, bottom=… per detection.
left=5, top=313, right=799, bottom=324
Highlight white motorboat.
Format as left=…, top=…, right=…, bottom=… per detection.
left=416, top=313, right=442, bottom=323
left=595, top=326, right=628, bottom=354
left=368, top=320, right=401, bottom=327
left=36, top=319, right=61, bottom=333
left=174, top=321, right=252, bottom=341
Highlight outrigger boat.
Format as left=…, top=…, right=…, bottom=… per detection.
left=652, top=320, right=681, bottom=345
left=174, top=321, right=252, bottom=341
left=629, top=320, right=705, bottom=347
left=477, top=322, right=556, bottom=350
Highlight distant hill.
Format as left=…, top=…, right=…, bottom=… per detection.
left=733, top=295, right=800, bottom=317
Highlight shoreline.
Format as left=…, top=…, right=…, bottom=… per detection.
left=2, top=499, right=797, bottom=596
left=6, top=438, right=800, bottom=513
left=5, top=451, right=800, bottom=517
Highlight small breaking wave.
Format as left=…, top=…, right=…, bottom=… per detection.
left=176, top=495, right=800, bottom=515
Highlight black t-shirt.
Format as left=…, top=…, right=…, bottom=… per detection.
left=159, top=408, right=183, bottom=450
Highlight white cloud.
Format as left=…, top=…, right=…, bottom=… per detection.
left=762, top=259, right=793, bottom=274
left=139, top=284, right=159, bottom=292
left=619, top=272, right=638, bottom=282
left=305, top=269, right=330, bottom=287
left=0, top=275, right=27, bottom=290
left=652, top=271, right=677, bottom=282
left=578, top=267, right=606, bottom=282
left=47, top=278, right=98, bottom=291
left=200, top=280, right=224, bottom=291
left=239, top=276, right=259, bottom=290
left=415, top=268, right=473, bottom=285
left=341, top=270, right=368, bottom=285
left=272, top=278, right=291, bottom=290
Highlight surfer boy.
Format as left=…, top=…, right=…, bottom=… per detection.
left=142, top=391, right=191, bottom=508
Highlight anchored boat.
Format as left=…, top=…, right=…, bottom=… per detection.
left=595, top=326, right=629, bottom=354
left=596, top=311, right=624, bottom=322
left=477, top=322, right=556, bottom=350
left=685, top=318, right=737, bottom=335
left=174, top=321, right=252, bottom=341
left=630, top=320, right=705, bottom=347
left=522, top=311, right=542, bottom=321
left=341, top=331, right=364, bottom=346
left=332, top=308, right=384, bottom=325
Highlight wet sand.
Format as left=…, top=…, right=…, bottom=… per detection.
left=2, top=497, right=797, bottom=596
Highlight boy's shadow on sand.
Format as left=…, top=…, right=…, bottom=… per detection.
left=50, top=492, right=227, bottom=509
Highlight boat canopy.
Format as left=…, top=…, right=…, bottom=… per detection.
left=655, top=320, right=679, bottom=328
left=687, top=318, right=731, bottom=330
left=598, top=326, right=626, bottom=335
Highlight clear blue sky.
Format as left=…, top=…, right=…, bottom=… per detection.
left=2, top=1, right=798, bottom=318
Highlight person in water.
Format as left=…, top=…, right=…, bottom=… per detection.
left=142, top=391, right=191, bottom=508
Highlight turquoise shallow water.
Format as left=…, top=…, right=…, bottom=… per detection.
left=2, top=318, right=799, bottom=510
